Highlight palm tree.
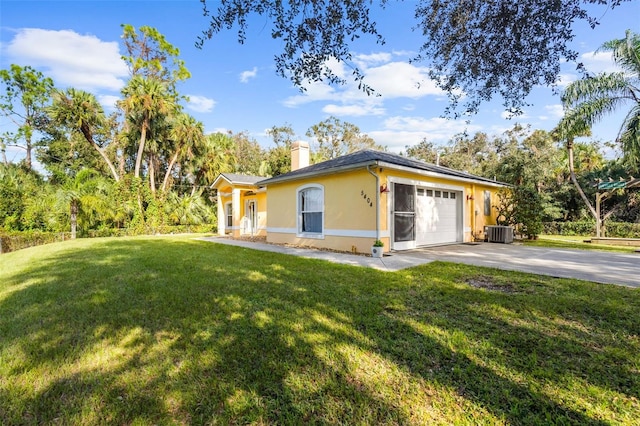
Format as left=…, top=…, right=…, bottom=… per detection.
left=560, top=30, right=640, bottom=171
left=161, top=113, right=204, bottom=192
left=165, top=190, right=212, bottom=227
left=553, top=120, right=600, bottom=232
left=55, top=169, right=111, bottom=239
left=120, top=76, right=173, bottom=180
left=188, top=132, right=235, bottom=194
left=49, top=89, right=120, bottom=182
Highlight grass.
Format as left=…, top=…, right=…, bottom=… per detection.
left=521, top=234, right=639, bottom=253
left=1, top=236, right=638, bottom=425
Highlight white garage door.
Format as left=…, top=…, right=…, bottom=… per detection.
left=415, top=187, right=460, bottom=245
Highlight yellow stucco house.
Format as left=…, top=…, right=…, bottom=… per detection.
left=213, top=141, right=507, bottom=254
left=212, top=173, right=267, bottom=238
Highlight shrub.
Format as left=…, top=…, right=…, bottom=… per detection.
left=1, top=225, right=218, bottom=254
left=0, top=230, right=70, bottom=254
left=513, top=186, right=544, bottom=239
left=543, top=221, right=640, bottom=238
left=543, top=221, right=595, bottom=236
left=604, top=221, right=640, bottom=238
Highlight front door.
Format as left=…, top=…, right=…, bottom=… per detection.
left=247, top=200, right=257, bottom=236
left=393, top=183, right=416, bottom=250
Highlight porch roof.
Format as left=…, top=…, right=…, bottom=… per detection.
left=212, top=173, right=265, bottom=189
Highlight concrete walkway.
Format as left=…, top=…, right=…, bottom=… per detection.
left=198, top=236, right=427, bottom=271
left=199, top=237, right=640, bottom=287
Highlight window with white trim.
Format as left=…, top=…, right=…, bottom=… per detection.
left=298, top=185, right=324, bottom=236
left=225, top=202, right=233, bottom=228
left=484, top=190, right=491, bottom=216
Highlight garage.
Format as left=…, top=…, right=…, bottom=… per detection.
left=392, top=183, right=463, bottom=250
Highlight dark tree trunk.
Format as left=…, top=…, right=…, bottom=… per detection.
left=25, top=139, right=32, bottom=170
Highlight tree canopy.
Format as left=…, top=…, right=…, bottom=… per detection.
left=0, top=64, right=54, bottom=169
left=558, top=30, right=640, bottom=171
left=306, top=116, right=383, bottom=161
left=2, top=23, right=639, bottom=239
left=197, top=0, right=632, bottom=115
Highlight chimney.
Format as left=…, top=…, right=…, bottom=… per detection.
left=291, top=140, right=309, bottom=171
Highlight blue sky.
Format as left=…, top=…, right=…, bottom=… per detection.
left=1, top=0, right=638, bottom=164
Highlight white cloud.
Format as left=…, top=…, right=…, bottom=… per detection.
left=540, top=104, right=564, bottom=121
left=368, top=130, right=433, bottom=152
left=186, top=95, right=216, bottom=113
left=369, top=116, right=482, bottom=152
left=555, top=73, right=577, bottom=87
left=5, top=28, right=128, bottom=91
left=282, top=82, right=338, bottom=107
left=282, top=59, right=446, bottom=118
left=391, top=49, right=416, bottom=58
left=553, top=50, right=622, bottom=91
left=324, top=57, right=348, bottom=80
left=239, top=67, right=258, bottom=83
left=354, top=52, right=392, bottom=67
left=97, top=95, right=121, bottom=110
left=322, top=102, right=385, bottom=116
left=580, top=50, right=622, bottom=74
left=365, top=62, right=444, bottom=98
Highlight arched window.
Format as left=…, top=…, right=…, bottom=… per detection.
left=297, top=185, right=324, bottom=237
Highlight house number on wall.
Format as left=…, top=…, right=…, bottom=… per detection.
left=361, top=190, right=373, bottom=207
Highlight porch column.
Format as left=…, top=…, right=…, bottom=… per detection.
left=232, top=188, right=241, bottom=238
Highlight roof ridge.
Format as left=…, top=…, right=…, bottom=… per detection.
left=258, top=148, right=506, bottom=186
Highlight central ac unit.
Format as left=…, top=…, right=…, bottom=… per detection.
left=487, top=226, right=514, bottom=244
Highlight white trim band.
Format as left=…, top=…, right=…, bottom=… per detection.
left=267, top=228, right=390, bottom=239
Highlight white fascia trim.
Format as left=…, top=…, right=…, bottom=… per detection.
left=211, top=174, right=232, bottom=189
left=380, top=162, right=506, bottom=188
left=388, top=176, right=465, bottom=192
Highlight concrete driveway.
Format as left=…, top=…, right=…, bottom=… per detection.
left=406, top=243, right=640, bottom=288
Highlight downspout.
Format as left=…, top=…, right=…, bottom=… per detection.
left=471, top=184, right=477, bottom=241
left=366, top=164, right=380, bottom=242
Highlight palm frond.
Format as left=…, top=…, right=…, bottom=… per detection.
left=599, top=30, right=640, bottom=77
left=618, top=103, right=640, bottom=171
left=562, top=72, right=629, bottom=106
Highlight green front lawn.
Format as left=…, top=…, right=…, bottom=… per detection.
left=1, top=236, right=638, bottom=424
left=522, top=234, right=639, bottom=253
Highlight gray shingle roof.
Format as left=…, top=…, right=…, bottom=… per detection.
left=257, top=149, right=505, bottom=186
left=217, top=173, right=265, bottom=186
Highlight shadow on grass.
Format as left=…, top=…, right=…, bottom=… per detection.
left=0, top=237, right=638, bottom=424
